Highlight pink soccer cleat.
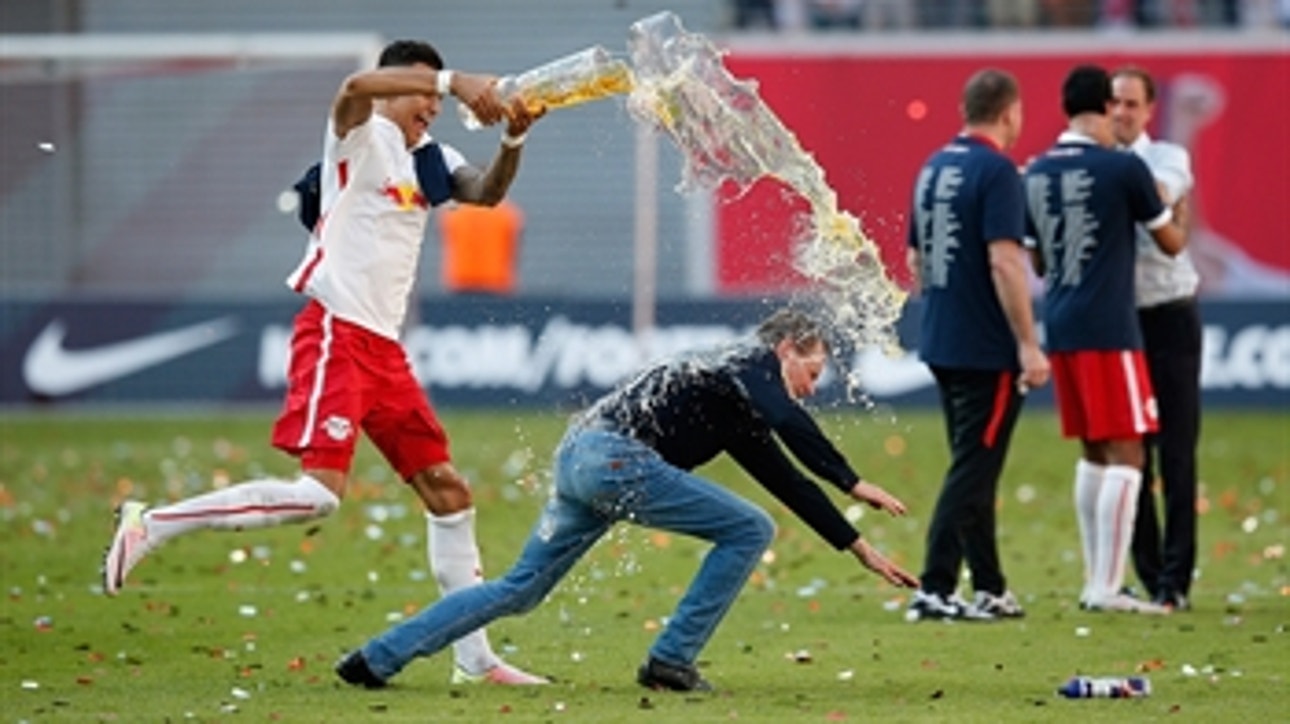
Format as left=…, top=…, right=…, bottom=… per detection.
left=451, top=660, right=549, bottom=686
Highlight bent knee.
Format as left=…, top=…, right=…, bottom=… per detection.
left=742, top=508, right=776, bottom=549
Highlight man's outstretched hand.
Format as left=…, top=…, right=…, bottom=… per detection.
left=850, top=538, right=920, bottom=589
left=850, top=480, right=908, bottom=516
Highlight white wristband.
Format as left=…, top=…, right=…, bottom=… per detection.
left=501, top=130, right=527, bottom=149
left=436, top=69, right=454, bottom=97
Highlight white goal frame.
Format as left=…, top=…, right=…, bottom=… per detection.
left=0, top=32, right=385, bottom=73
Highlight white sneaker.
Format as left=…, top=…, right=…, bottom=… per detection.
left=905, top=590, right=995, bottom=622
left=450, top=660, right=549, bottom=685
left=103, top=501, right=151, bottom=595
left=1085, top=592, right=1170, bottom=615
left=973, top=590, right=1025, bottom=619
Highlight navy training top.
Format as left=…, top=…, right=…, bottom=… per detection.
left=908, top=134, right=1027, bottom=370
left=1024, top=136, right=1166, bottom=351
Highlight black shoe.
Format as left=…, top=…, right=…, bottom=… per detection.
left=336, top=650, right=386, bottom=689
left=1153, top=590, right=1191, bottom=612
left=636, top=657, right=713, bottom=692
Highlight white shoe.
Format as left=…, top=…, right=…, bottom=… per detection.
left=1085, top=592, right=1170, bottom=615
left=973, top=590, right=1025, bottom=619
left=103, top=501, right=151, bottom=595
left=905, top=590, right=995, bottom=622
left=450, top=660, right=549, bottom=685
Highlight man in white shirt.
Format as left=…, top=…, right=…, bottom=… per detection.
left=1111, top=65, right=1200, bottom=612
left=105, top=40, right=549, bottom=684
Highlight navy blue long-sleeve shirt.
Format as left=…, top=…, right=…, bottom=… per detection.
left=581, top=342, right=863, bottom=550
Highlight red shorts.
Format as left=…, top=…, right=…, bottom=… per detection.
left=1050, top=349, right=1158, bottom=442
left=271, top=300, right=450, bottom=477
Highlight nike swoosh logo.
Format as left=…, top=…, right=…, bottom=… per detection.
left=22, top=317, right=240, bottom=397
left=852, top=349, right=935, bottom=397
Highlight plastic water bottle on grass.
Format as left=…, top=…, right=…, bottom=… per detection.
left=1057, top=676, right=1151, bottom=699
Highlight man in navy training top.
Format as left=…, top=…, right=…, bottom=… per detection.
left=335, top=308, right=920, bottom=692
left=1023, top=65, right=1188, bottom=614
left=905, top=68, right=1051, bottom=623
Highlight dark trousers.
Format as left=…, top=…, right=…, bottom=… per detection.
left=1133, top=298, right=1202, bottom=598
left=921, top=367, right=1026, bottom=596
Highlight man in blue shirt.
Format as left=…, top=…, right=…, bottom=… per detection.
left=905, top=68, right=1050, bottom=622
left=1024, top=65, right=1187, bottom=614
left=334, top=308, right=919, bottom=692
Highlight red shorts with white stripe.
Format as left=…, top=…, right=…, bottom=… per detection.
left=1050, top=349, right=1159, bottom=442
left=271, top=300, right=450, bottom=478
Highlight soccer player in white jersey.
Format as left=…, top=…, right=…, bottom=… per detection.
left=104, top=40, right=548, bottom=685
left=1112, top=66, right=1200, bottom=612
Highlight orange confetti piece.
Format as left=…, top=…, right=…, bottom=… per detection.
left=643, top=619, right=660, bottom=631
left=649, top=531, right=672, bottom=548
left=1136, top=658, right=1166, bottom=672
left=76, top=676, right=94, bottom=686
left=287, top=657, right=306, bottom=671
left=1218, top=489, right=1239, bottom=512
left=883, top=435, right=906, bottom=457
left=1213, top=540, right=1238, bottom=560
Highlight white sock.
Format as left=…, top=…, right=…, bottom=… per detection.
left=427, top=509, right=498, bottom=674
left=144, top=475, right=339, bottom=546
left=1092, top=465, right=1142, bottom=601
left=1073, top=459, right=1105, bottom=603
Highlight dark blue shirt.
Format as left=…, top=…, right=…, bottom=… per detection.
left=1024, top=136, right=1166, bottom=351
left=582, top=343, right=862, bottom=550
left=908, top=134, right=1027, bottom=370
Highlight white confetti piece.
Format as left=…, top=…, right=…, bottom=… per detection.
left=1074, top=626, right=1091, bottom=638
left=37, top=142, right=55, bottom=153
left=237, top=604, right=258, bottom=617
left=21, top=680, right=39, bottom=690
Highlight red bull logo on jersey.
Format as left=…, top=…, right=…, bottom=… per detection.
left=379, top=181, right=427, bottom=211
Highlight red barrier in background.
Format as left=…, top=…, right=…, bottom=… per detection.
left=714, top=40, right=1290, bottom=297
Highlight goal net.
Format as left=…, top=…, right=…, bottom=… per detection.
left=0, top=33, right=384, bottom=298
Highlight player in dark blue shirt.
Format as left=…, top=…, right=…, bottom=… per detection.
left=335, top=308, right=918, bottom=692
left=1023, top=65, right=1186, bottom=614
left=905, top=68, right=1050, bottom=622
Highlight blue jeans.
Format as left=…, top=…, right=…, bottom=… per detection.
left=361, top=428, right=776, bottom=680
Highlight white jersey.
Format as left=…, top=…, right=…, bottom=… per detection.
left=1129, top=133, right=1199, bottom=308
left=286, top=114, right=466, bottom=339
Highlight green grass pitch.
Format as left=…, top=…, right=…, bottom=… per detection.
left=1, top=408, right=1286, bottom=722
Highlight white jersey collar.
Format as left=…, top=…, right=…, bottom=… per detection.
left=1057, top=130, right=1098, bottom=145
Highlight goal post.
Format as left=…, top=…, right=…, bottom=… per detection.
left=0, top=32, right=386, bottom=297
left=0, top=32, right=385, bottom=68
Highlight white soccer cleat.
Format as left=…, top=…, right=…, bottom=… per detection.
left=1084, top=592, right=1170, bottom=615
left=103, top=501, right=151, bottom=596
left=450, top=660, right=549, bottom=686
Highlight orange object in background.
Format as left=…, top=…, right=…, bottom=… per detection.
left=439, top=200, right=523, bottom=295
